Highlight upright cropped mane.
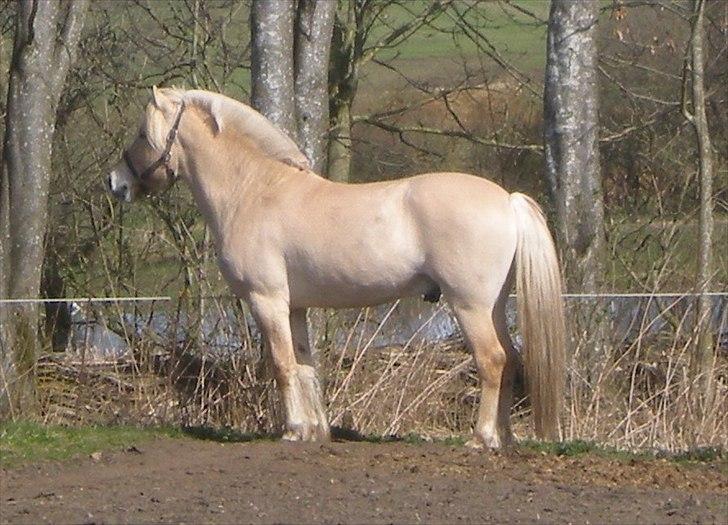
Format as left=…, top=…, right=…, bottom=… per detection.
left=180, top=89, right=311, bottom=170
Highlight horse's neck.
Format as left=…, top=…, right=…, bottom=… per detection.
left=177, top=119, right=299, bottom=246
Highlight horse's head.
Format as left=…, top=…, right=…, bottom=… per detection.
left=107, top=87, right=186, bottom=202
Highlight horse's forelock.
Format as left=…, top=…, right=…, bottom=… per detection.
left=144, top=103, right=170, bottom=152
left=140, top=88, right=186, bottom=151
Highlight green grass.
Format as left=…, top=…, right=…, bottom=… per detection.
left=371, top=0, right=548, bottom=70
left=0, top=421, right=182, bottom=468
left=329, top=429, right=467, bottom=446
left=179, top=425, right=273, bottom=443
left=520, top=438, right=727, bottom=467
left=605, top=216, right=728, bottom=291
left=348, top=431, right=726, bottom=467
left=520, top=439, right=652, bottom=461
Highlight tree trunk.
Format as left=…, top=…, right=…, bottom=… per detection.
left=251, top=0, right=336, bottom=174
left=326, top=4, right=359, bottom=183
left=544, top=0, right=605, bottom=294
left=0, top=0, right=88, bottom=421
left=325, top=1, right=446, bottom=182
left=327, top=99, right=353, bottom=183
left=250, top=0, right=296, bottom=137
left=41, top=235, right=72, bottom=352
left=294, top=0, right=335, bottom=175
left=685, top=0, right=715, bottom=395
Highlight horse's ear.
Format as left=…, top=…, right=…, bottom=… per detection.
left=146, top=86, right=180, bottom=150
left=151, top=86, right=179, bottom=114
left=152, top=85, right=163, bottom=108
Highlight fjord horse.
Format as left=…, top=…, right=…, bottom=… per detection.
left=108, top=87, right=565, bottom=448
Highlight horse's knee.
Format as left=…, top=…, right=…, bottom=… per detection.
left=479, top=352, right=509, bottom=388
left=260, top=322, right=297, bottom=385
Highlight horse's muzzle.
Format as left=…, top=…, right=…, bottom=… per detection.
left=107, top=171, right=131, bottom=202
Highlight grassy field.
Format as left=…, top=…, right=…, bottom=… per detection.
left=605, top=218, right=728, bottom=291
left=371, top=1, right=548, bottom=68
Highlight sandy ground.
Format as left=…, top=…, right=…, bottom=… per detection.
left=1, top=437, right=726, bottom=524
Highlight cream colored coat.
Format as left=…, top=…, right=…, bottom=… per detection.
left=108, top=88, right=565, bottom=448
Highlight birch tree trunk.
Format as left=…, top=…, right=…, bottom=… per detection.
left=251, top=0, right=335, bottom=173
left=683, top=0, right=715, bottom=395
left=295, top=0, right=335, bottom=175
left=0, top=0, right=88, bottom=420
left=544, top=0, right=605, bottom=294
left=251, top=0, right=296, bottom=137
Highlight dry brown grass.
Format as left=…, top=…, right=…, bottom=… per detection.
left=564, top=298, right=727, bottom=451
left=32, top=296, right=726, bottom=453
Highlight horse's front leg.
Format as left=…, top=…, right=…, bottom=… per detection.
left=290, top=308, right=330, bottom=439
left=249, top=294, right=328, bottom=441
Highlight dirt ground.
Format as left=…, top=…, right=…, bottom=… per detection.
left=1, top=437, right=726, bottom=525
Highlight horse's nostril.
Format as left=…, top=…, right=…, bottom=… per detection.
left=108, top=175, right=129, bottom=200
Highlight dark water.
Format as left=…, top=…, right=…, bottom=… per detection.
left=63, top=295, right=727, bottom=361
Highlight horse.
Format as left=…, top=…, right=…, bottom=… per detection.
left=107, top=87, right=565, bottom=448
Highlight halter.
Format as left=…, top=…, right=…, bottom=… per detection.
left=124, top=101, right=186, bottom=182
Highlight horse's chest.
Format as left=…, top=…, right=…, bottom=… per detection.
left=216, top=245, right=286, bottom=295
left=216, top=253, right=248, bottom=292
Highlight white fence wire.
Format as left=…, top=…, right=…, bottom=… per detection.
left=1, top=291, right=726, bottom=305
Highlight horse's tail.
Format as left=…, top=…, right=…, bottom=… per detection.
left=510, top=192, right=565, bottom=441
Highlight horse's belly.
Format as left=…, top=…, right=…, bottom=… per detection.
left=287, top=269, right=434, bottom=309
left=285, top=203, right=431, bottom=307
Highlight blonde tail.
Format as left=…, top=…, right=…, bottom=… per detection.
left=510, top=192, right=566, bottom=440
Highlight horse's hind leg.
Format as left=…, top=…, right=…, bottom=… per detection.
left=493, top=290, right=519, bottom=445
left=453, top=301, right=515, bottom=449
left=289, top=308, right=330, bottom=439
left=248, top=294, right=328, bottom=441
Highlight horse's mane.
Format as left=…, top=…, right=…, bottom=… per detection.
left=180, top=89, right=311, bottom=170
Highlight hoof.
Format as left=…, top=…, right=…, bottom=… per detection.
left=281, top=365, right=330, bottom=443
left=465, top=438, right=485, bottom=450
left=467, top=432, right=505, bottom=450
left=282, top=421, right=330, bottom=443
